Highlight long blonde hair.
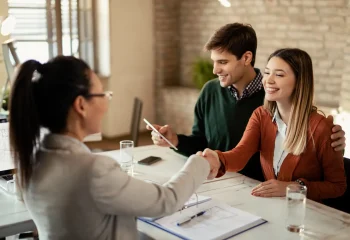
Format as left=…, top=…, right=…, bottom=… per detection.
left=263, top=48, right=316, bottom=155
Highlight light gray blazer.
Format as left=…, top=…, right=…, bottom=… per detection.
left=22, top=134, right=209, bottom=240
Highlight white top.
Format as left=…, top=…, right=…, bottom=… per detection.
left=272, top=110, right=288, bottom=176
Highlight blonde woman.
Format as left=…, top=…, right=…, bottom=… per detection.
left=199, top=48, right=346, bottom=202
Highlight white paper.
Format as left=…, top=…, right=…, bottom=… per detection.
left=0, top=122, right=13, bottom=171
left=184, top=194, right=212, bottom=208
left=154, top=200, right=265, bottom=240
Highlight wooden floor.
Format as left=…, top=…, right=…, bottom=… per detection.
left=84, top=131, right=153, bottom=151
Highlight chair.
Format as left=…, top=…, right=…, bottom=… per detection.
left=130, top=97, right=143, bottom=147
left=323, top=157, right=350, bottom=214
left=18, top=231, right=39, bottom=239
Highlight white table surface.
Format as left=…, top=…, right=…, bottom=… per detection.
left=98, top=145, right=238, bottom=184
left=101, top=146, right=350, bottom=240
left=1, top=145, right=349, bottom=239
left=0, top=191, right=35, bottom=238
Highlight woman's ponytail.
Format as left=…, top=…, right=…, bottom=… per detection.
left=9, top=56, right=91, bottom=189
left=9, top=60, right=42, bottom=190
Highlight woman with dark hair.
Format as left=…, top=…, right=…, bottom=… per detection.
left=199, top=48, right=346, bottom=202
left=9, top=56, right=220, bottom=240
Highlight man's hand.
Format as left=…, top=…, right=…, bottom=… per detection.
left=326, top=115, right=346, bottom=152
left=146, top=124, right=179, bottom=148
left=196, top=148, right=221, bottom=180
left=251, top=179, right=296, bottom=197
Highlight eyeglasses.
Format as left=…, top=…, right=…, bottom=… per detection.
left=85, top=91, right=113, bottom=100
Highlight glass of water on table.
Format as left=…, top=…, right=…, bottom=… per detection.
left=286, top=184, right=307, bottom=233
left=119, top=140, right=134, bottom=176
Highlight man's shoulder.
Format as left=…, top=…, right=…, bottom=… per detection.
left=202, top=78, right=220, bottom=91
left=196, top=78, right=217, bottom=100
left=199, top=78, right=225, bottom=97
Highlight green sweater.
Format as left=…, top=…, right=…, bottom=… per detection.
left=176, top=79, right=265, bottom=181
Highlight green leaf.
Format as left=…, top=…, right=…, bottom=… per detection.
left=192, top=58, right=216, bottom=89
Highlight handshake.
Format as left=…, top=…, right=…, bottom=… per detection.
left=196, top=148, right=221, bottom=180
left=146, top=123, right=222, bottom=180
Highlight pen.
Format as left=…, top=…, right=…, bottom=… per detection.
left=176, top=210, right=206, bottom=226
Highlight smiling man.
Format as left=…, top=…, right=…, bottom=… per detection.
left=148, top=23, right=346, bottom=181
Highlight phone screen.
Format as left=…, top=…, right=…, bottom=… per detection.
left=138, top=156, right=162, bottom=165
left=143, top=118, right=178, bottom=150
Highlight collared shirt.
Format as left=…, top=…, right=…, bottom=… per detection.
left=272, top=110, right=289, bottom=176
left=228, top=68, right=263, bottom=100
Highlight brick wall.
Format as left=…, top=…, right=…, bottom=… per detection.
left=157, top=87, right=199, bottom=134
left=179, top=0, right=349, bottom=107
left=340, top=7, right=350, bottom=112
left=340, top=38, right=350, bottom=112
left=154, top=0, right=181, bottom=125
left=154, top=0, right=180, bottom=88
left=154, top=0, right=350, bottom=133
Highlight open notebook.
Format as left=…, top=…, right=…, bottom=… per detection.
left=140, top=200, right=267, bottom=240
left=184, top=194, right=211, bottom=208
left=140, top=194, right=212, bottom=222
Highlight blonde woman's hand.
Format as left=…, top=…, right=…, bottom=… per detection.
left=196, top=148, right=221, bottom=180
left=251, top=179, right=296, bottom=197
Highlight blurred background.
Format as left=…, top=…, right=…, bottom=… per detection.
left=0, top=0, right=349, bottom=155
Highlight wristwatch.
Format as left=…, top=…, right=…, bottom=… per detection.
left=295, top=179, right=306, bottom=186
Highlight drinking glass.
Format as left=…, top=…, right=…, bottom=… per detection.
left=286, top=184, right=307, bottom=233
left=119, top=140, right=134, bottom=175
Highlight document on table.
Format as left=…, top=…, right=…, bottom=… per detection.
left=140, top=200, right=267, bottom=240
left=139, top=194, right=211, bottom=222
left=183, top=194, right=211, bottom=208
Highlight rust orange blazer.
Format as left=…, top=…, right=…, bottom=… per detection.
left=216, top=106, right=346, bottom=202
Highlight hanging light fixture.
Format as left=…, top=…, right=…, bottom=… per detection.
left=218, top=0, right=231, bottom=8
left=0, top=15, right=16, bottom=36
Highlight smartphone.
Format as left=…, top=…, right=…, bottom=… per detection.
left=143, top=118, right=178, bottom=150
left=138, top=156, right=162, bottom=165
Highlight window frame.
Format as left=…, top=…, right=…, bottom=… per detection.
left=7, top=0, right=96, bottom=69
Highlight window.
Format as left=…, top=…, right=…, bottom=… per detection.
left=7, top=0, right=95, bottom=69
left=61, top=0, right=79, bottom=57
left=8, top=0, right=50, bottom=63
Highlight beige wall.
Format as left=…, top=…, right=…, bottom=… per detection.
left=103, top=0, right=154, bottom=137
left=0, top=1, right=9, bottom=89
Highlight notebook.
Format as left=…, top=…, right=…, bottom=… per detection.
left=139, top=200, right=267, bottom=240
left=139, top=194, right=212, bottom=222
left=184, top=194, right=212, bottom=208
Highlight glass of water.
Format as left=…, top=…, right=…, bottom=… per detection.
left=119, top=140, right=134, bottom=176
left=286, top=184, right=307, bottom=233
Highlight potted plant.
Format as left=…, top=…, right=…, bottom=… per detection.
left=192, top=58, right=216, bottom=89
left=1, top=86, right=10, bottom=111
